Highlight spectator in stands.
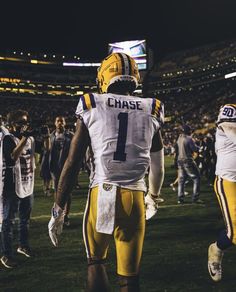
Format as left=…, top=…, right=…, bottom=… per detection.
left=49, top=116, right=74, bottom=226
left=40, top=146, right=52, bottom=197
left=176, top=124, right=201, bottom=204
left=0, top=110, right=50, bottom=269
left=0, top=115, right=9, bottom=252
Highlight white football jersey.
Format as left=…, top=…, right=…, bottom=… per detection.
left=215, top=104, right=236, bottom=182
left=76, top=93, right=164, bottom=191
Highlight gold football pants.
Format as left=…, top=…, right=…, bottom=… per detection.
left=214, top=176, right=236, bottom=244
left=83, top=186, right=145, bottom=276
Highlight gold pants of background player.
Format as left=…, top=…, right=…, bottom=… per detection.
left=214, top=176, right=236, bottom=244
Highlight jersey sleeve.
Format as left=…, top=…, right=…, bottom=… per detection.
left=75, top=93, right=96, bottom=118
left=217, top=104, right=236, bottom=125
left=151, top=98, right=164, bottom=126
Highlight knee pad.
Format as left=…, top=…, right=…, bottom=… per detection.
left=118, top=274, right=139, bottom=290
left=87, top=258, right=106, bottom=266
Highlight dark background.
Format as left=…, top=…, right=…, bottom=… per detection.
left=1, top=0, right=235, bottom=60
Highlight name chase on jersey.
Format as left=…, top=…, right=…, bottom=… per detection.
left=107, top=97, right=143, bottom=110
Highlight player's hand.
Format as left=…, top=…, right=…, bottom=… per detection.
left=48, top=203, right=65, bottom=247
left=145, top=191, right=159, bottom=220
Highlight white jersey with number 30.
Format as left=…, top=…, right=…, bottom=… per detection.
left=76, top=93, right=164, bottom=191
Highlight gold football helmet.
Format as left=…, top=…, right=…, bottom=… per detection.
left=97, top=52, right=140, bottom=93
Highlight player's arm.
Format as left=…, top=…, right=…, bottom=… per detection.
left=48, top=118, right=89, bottom=246
left=148, top=130, right=164, bottom=196
left=145, top=130, right=165, bottom=220
left=56, top=119, right=89, bottom=208
left=219, top=122, right=236, bottom=145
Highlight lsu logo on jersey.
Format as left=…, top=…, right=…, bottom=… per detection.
left=217, top=104, right=236, bottom=125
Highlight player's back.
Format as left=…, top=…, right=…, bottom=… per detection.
left=76, top=92, right=164, bottom=190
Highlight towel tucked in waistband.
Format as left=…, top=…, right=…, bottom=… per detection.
left=96, top=183, right=117, bottom=235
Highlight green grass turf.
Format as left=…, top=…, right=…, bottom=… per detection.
left=1, top=156, right=235, bottom=291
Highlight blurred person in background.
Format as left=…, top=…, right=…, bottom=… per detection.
left=202, top=133, right=217, bottom=186
left=208, top=99, right=236, bottom=282
left=176, top=124, right=201, bottom=204
left=39, top=144, right=52, bottom=197
left=49, top=116, right=74, bottom=226
left=0, top=114, right=9, bottom=252
left=169, top=142, right=179, bottom=191
left=169, top=141, right=189, bottom=196
left=48, top=52, right=164, bottom=291
left=0, top=110, right=49, bottom=269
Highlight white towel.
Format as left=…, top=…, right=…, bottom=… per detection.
left=14, top=136, right=35, bottom=198
left=96, top=183, right=117, bottom=234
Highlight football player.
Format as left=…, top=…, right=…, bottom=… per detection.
left=208, top=98, right=236, bottom=282
left=48, top=52, right=164, bottom=291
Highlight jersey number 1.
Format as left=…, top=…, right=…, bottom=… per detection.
left=113, top=112, right=128, bottom=161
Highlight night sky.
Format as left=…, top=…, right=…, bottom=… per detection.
left=0, top=0, right=235, bottom=61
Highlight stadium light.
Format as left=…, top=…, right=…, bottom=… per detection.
left=225, top=72, right=236, bottom=79
left=63, top=62, right=101, bottom=67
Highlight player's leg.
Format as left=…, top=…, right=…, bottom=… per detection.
left=83, top=187, right=111, bottom=291
left=118, top=275, right=140, bottom=292
left=87, top=259, right=110, bottom=292
left=177, top=162, right=187, bottom=203
left=208, top=177, right=236, bottom=281
left=114, top=189, right=145, bottom=291
left=184, top=161, right=201, bottom=202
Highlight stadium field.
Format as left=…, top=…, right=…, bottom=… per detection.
left=1, top=156, right=235, bottom=292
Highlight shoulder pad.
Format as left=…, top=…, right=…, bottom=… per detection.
left=75, top=93, right=96, bottom=117
left=217, top=104, right=236, bottom=125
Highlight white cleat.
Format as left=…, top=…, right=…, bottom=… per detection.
left=145, top=193, right=159, bottom=220
left=208, top=242, right=224, bottom=282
